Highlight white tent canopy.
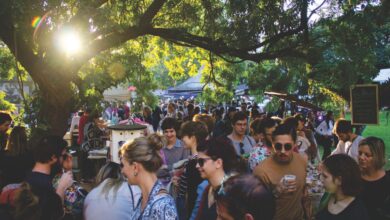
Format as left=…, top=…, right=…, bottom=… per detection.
left=373, top=68, right=390, bottom=83
left=103, top=86, right=130, bottom=102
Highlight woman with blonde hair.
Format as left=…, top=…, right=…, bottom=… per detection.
left=358, top=137, right=390, bottom=219
left=83, top=162, right=141, bottom=220
left=0, top=126, right=34, bottom=188
left=120, top=134, right=177, bottom=219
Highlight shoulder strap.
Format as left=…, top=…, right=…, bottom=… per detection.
left=127, top=184, right=135, bottom=208
left=246, top=135, right=254, bottom=147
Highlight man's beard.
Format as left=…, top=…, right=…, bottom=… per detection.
left=50, top=160, right=62, bottom=177
left=274, top=153, right=292, bottom=164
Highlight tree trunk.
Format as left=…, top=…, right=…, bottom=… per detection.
left=32, top=68, right=75, bottom=138
left=39, top=86, right=73, bottom=137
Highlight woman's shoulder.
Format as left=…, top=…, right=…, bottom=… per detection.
left=153, top=190, right=175, bottom=204
left=335, top=197, right=369, bottom=219
left=348, top=197, right=370, bottom=217
left=149, top=193, right=177, bottom=219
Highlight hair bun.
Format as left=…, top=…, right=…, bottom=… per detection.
left=147, top=134, right=165, bottom=151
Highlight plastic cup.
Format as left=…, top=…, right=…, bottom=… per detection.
left=283, top=174, right=296, bottom=189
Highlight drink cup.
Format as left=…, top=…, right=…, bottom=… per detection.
left=283, top=174, right=296, bottom=189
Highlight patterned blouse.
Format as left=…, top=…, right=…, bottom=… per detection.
left=248, top=144, right=272, bottom=171
left=133, top=180, right=178, bottom=220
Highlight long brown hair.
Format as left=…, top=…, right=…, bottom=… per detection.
left=6, top=126, right=29, bottom=156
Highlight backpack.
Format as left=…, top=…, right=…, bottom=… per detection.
left=52, top=174, right=87, bottom=216
left=81, top=122, right=104, bottom=152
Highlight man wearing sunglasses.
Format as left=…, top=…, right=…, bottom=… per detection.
left=227, top=111, right=255, bottom=157
left=253, top=124, right=309, bottom=220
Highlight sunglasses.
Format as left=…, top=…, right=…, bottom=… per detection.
left=239, top=142, right=245, bottom=155
left=197, top=157, right=213, bottom=167
left=274, top=143, right=293, bottom=151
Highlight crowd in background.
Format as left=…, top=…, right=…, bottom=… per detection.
left=0, top=98, right=389, bottom=220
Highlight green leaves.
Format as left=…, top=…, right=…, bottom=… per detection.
left=0, top=91, right=16, bottom=112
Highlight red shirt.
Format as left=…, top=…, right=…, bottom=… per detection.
left=77, top=115, right=88, bottom=145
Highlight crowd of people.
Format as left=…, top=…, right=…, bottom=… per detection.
left=0, top=101, right=389, bottom=220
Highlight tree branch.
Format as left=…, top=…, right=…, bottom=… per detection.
left=67, top=0, right=109, bottom=30
left=308, top=0, right=327, bottom=20
left=239, top=26, right=305, bottom=52
left=0, top=1, right=45, bottom=85
left=140, top=0, right=167, bottom=26
left=74, top=27, right=145, bottom=68
left=238, top=0, right=309, bottom=52
left=71, top=0, right=166, bottom=68
left=147, top=28, right=305, bottom=62
left=89, top=0, right=109, bottom=8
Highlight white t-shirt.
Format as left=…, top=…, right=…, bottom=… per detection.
left=332, top=135, right=364, bottom=162
left=297, top=135, right=311, bottom=155
left=315, top=120, right=333, bottom=136
left=83, top=179, right=141, bottom=220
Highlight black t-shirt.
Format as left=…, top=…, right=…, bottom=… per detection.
left=316, top=197, right=369, bottom=220
left=360, top=171, right=390, bottom=220
left=196, top=185, right=217, bottom=220
left=25, top=171, right=64, bottom=220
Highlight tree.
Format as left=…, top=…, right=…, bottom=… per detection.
left=247, top=2, right=390, bottom=109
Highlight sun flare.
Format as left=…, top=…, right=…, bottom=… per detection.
left=58, top=29, right=81, bottom=55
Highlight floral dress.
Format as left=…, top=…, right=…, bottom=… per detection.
left=133, top=180, right=178, bottom=220
left=52, top=174, right=87, bottom=216
left=248, top=144, right=272, bottom=171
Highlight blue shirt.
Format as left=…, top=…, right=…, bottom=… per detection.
left=133, top=181, right=178, bottom=220
left=228, top=135, right=255, bottom=156
left=162, top=139, right=190, bottom=170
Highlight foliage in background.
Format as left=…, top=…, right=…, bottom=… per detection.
left=246, top=2, right=390, bottom=109
left=0, top=91, right=16, bottom=112
left=307, top=3, right=390, bottom=99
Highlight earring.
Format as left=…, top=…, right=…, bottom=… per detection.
left=134, top=172, right=138, bottom=177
